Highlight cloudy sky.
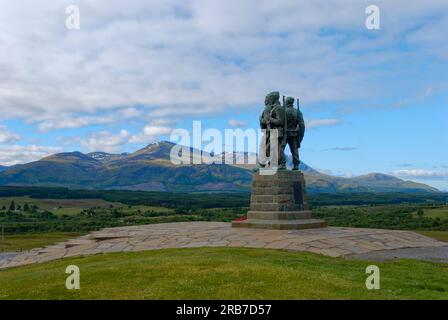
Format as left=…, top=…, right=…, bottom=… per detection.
left=0, top=0, right=447, bottom=190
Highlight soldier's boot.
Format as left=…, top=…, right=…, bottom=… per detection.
left=278, top=138, right=287, bottom=170
left=278, top=155, right=287, bottom=170
left=292, top=164, right=299, bottom=170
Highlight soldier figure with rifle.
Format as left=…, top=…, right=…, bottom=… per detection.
left=259, top=91, right=281, bottom=167
left=268, top=95, right=287, bottom=169
left=259, top=91, right=305, bottom=171
left=285, top=96, right=305, bottom=170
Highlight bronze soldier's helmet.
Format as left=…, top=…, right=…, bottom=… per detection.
left=265, top=91, right=280, bottom=106
left=285, top=97, right=295, bottom=107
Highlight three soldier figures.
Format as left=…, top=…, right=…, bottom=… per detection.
left=259, top=91, right=305, bottom=171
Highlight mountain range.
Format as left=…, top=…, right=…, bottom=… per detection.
left=0, top=141, right=439, bottom=193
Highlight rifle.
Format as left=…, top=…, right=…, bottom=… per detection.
left=297, top=98, right=303, bottom=148
left=282, top=95, right=287, bottom=146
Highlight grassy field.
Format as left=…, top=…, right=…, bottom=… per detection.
left=417, top=231, right=448, bottom=242
left=0, top=197, right=174, bottom=217
left=0, top=247, right=447, bottom=300
left=422, top=206, right=448, bottom=219
left=0, top=232, right=83, bottom=252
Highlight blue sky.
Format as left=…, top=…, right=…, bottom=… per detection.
left=0, top=0, right=447, bottom=190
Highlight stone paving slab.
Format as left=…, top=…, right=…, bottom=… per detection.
left=0, top=222, right=446, bottom=270
left=349, top=246, right=448, bottom=263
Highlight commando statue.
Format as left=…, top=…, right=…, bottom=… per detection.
left=259, top=92, right=305, bottom=171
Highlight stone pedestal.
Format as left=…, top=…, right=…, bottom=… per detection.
left=232, top=170, right=326, bottom=230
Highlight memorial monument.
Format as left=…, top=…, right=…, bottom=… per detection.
left=232, top=92, right=327, bottom=230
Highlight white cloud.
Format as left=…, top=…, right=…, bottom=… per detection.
left=392, top=169, right=448, bottom=180
left=129, top=125, right=172, bottom=144
left=307, top=119, right=341, bottom=129
left=0, top=125, right=21, bottom=143
left=118, top=107, right=141, bottom=119
left=80, top=129, right=130, bottom=153
left=0, top=0, right=447, bottom=129
left=0, top=145, right=61, bottom=166
left=228, top=119, right=247, bottom=128
left=37, top=107, right=142, bottom=131
left=38, top=116, right=112, bottom=131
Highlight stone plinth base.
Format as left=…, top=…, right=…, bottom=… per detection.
left=232, top=218, right=327, bottom=230
left=232, top=170, right=326, bottom=230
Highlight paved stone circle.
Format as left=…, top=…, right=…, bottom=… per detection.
left=0, top=222, right=446, bottom=269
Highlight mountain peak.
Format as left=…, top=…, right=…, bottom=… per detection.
left=143, top=140, right=174, bottom=148
left=129, top=141, right=175, bottom=160
left=357, top=173, right=401, bottom=181
left=44, top=151, right=95, bottom=162
left=87, top=151, right=114, bottom=161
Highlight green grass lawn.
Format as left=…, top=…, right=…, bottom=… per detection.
left=0, top=247, right=447, bottom=300
left=417, top=231, right=448, bottom=242
left=0, top=232, right=83, bottom=252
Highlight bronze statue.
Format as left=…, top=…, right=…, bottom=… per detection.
left=259, top=92, right=305, bottom=170
left=285, top=97, right=299, bottom=170
left=268, top=96, right=287, bottom=169
left=259, top=91, right=280, bottom=166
